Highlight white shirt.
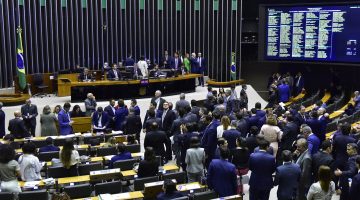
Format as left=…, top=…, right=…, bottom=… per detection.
left=307, top=181, right=335, bottom=200
left=137, top=60, right=149, bottom=77
left=59, top=150, right=80, bottom=167
left=18, top=154, right=42, bottom=181
left=217, top=125, right=231, bottom=138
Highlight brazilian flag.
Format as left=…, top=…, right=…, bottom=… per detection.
left=16, top=26, right=26, bottom=90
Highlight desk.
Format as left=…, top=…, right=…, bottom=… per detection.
left=58, top=74, right=201, bottom=101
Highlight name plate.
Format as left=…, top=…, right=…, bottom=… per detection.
left=90, top=168, right=122, bottom=181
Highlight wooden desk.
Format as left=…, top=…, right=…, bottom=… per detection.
left=58, top=73, right=201, bottom=101
left=72, top=117, right=92, bottom=133
left=206, top=79, right=245, bottom=87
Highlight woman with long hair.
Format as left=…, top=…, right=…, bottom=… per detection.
left=307, top=165, right=335, bottom=200
left=259, top=116, right=282, bottom=157
left=217, top=115, right=231, bottom=138
left=137, top=147, right=159, bottom=178
left=59, top=138, right=79, bottom=176
left=70, top=105, right=85, bottom=118
left=185, top=136, right=205, bottom=183
left=0, top=144, right=21, bottom=192
left=40, top=105, right=58, bottom=136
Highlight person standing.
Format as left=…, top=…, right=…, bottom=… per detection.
left=207, top=147, right=237, bottom=197
left=172, top=52, right=182, bottom=72
left=91, top=107, right=109, bottom=132
left=260, top=116, right=283, bottom=157
left=59, top=139, right=80, bottom=177
left=185, top=137, right=205, bottom=183
left=183, top=53, right=191, bottom=73
left=240, top=84, right=248, bottom=109
left=21, top=99, right=38, bottom=137
left=58, top=103, right=73, bottom=135
left=0, top=144, right=21, bottom=193
left=40, top=105, right=58, bottom=137
left=144, top=122, right=171, bottom=162
left=161, top=102, right=177, bottom=137
left=274, top=150, right=301, bottom=200
left=197, top=53, right=206, bottom=87
left=0, top=102, right=5, bottom=138
left=307, top=166, right=335, bottom=200
left=349, top=156, right=360, bottom=200
left=295, top=138, right=312, bottom=200
left=18, top=142, right=42, bottom=181
left=137, top=56, right=149, bottom=78
left=277, top=81, right=291, bottom=103
left=249, top=139, right=276, bottom=200
left=8, top=111, right=30, bottom=139
left=151, top=90, right=166, bottom=111
left=294, top=72, right=304, bottom=96
left=201, top=111, right=221, bottom=167
left=123, top=107, right=142, bottom=141
left=114, top=99, right=128, bottom=131
left=104, top=99, right=116, bottom=129
left=84, top=93, right=97, bottom=116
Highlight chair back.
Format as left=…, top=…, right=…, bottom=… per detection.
left=63, top=183, right=92, bottom=199
left=193, top=191, right=218, bottom=200
left=78, top=148, right=88, bottom=156
left=97, top=147, right=118, bottom=157
left=48, top=166, right=78, bottom=178
left=32, top=140, right=48, bottom=148
left=78, top=162, right=103, bottom=175
left=33, top=74, right=44, bottom=86
left=18, top=190, right=48, bottom=200
left=38, top=151, right=60, bottom=162
left=94, top=180, right=123, bottom=195
left=54, top=138, right=66, bottom=146
left=0, top=192, right=14, bottom=200
left=124, top=144, right=141, bottom=153
left=162, top=171, right=187, bottom=184
left=113, top=158, right=138, bottom=171
left=134, top=176, right=159, bottom=191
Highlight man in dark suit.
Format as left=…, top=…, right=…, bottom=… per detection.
left=294, top=138, right=312, bottom=200
left=175, top=93, right=190, bottom=112
left=349, top=156, right=360, bottom=200
left=171, top=52, right=182, bottom=72
left=223, top=121, right=241, bottom=150
left=255, top=102, right=266, bottom=118
left=123, top=107, right=142, bottom=141
left=151, top=90, right=166, bottom=111
left=306, top=111, right=323, bottom=141
left=312, top=140, right=334, bottom=181
left=21, top=99, right=38, bottom=137
left=334, top=143, right=358, bottom=200
left=130, top=99, right=140, bottom=116
left=201, top=111, right=221, bottom=167
left=184, top=105, right=198, bottom=123
left=161, top=50, right=173, bottom=69
left=114, top=99, right=128, bottom=131
left=293, top=105, right=308, bottom=126
left=197, top=53, right=206, bottom=87
left=249, top=139, right=276, bottom=200
left=39, top=137, right=60, bottom=153
left=190, top=100, right=200, bottom=120
left=248, top=108, right=260, bottom=129
left=303, top=126, right=321, bottom=155
left=160, top=102, right=176, bottom=136
left=280, top=115, right=299, bottom=152
left=317, top=108, right=330, bottom=142
left=294, top=72, right=304, bottom=96
left=170, top=108, right=187, bottom=163
left=144, top=122, right=171, bottom=161
left=207, top=147, right=237, bottom=197
left=8, top=111, right=30, bottom=139
left=58, top=103, right=73, bottom=135
left=104, top=99, right=116, bottom=129
left=277, top=81, right=291, bottom=103
left=274, top=150, right=301, bottom=200
left=107, top=63, right=122, bottom=80
left=124, top=54, right=135, bottom=67
left=143, top=109, right=161, bottom=133
left=0, top=102, right=5, bottom=138
left=78, top=67, right=93, bottom=81
left=91, top=107, right=109, bottom=132
left=333, top=122, right=356, bottom=193
left=190, top=52, right=199, bottom=74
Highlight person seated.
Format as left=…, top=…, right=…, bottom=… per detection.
left=107, top=63, right=122, bottom=80
left=73, top=65, right=85, bottom=73
left=2, top=134, right=20, bottom=149
left=103, top=137, right=117, bottom=148
left=344, top=103, right=355, bottom=116
left=127, top=134, right=139, bottom=145
left=78, top=68, right=93, bottom=82
left=109, top=143, right=133, bottom=168
left=18, top=142, right=42, bottom=181
left=149, top=65, right=166, bottom=78
left=70, top=105, right=85, bottom=118
left=137, top=147, right=159, bottom=178
left=39, top=137, right=60, bottom=153
left=156, top=179, right=184, bottom=200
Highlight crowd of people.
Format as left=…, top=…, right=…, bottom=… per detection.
left=1, top=77, right=360, bottom=200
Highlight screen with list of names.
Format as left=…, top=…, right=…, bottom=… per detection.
left=265, top=5, right=360, bottom=63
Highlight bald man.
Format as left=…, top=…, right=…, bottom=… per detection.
left=84, top=93, right=97, bottom=116
left=8, top=111, right=30, bottom=139
left=294, top=138, right=312, bottom=200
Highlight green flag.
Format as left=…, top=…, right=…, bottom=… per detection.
left=158, top=0, right=163, bottom=11
left=81, top=0, right=87, bottom=8
left=195, top=0, right=200, bottom=11
left=176, top=0, right=181, bottom=11
left=213, top=0, right=218, bottom=11
left=61, top=0, right=67, bottom=8
left=232, top=0, right=237, bottom=11
left=18, top=0, right=24, bottom=6
left=120, top=0, right=126, bottom=9
left=40, top=0, right=46, bottom=7
left=101, top=0, right=107, bottom=9
left=16, top=27, right=27, bottom=90
left=139, top=0, right=144, bottom=10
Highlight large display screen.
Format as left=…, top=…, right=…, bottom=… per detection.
left=259, top=4, right=360, bottom=63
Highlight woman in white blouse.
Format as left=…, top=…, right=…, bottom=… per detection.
left=18, top=142, right=42, bottom=181
left=217, top=116, right=231, bottom=138
left=260, top=116, right=282, bottom=157
left=60, top=138, right=80, bottom=176
left=307, top=166, right=335, bottom=200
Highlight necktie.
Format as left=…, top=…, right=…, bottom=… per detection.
left=162, top=110, right=167, bottom=126
left=175, top=59, right=178, bottom=69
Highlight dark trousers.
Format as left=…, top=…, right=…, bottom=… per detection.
left=25, top=121, right=36, bottom=137
left=249, top=187, right=271, bottom=200
left=198, top=74, right=204, bottom=86
left=339, top=176, right=350, bottom=200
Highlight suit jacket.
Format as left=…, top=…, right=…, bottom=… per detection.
left=249, top=151, right=276, bottom=190
left=170, top=117, right=186, bottom=138
left=201, top=120, right=221, bottom=160
left=21, top=104, right=38, bottom=126
left=184, top=112, right=197, bottom=123
left=246, top=135, right=258, bottom=154
left=171, top=57, right=182, bottom=70
left=207, top=159, right=237, bottom=197
left=277, top=84, right=291, bottom=102
left=312, top=151, right=334, bottom=181
left=333, top=134, right=356, bottom=161
left=0, top=110, right=5, bottom=137
left=58, top=109, right=73, bottom=135
left=107, top=69, right=122, bottom=80
left=306, top=118, right=322, bottom=140
left=350, top=172, right=360, bottom=200
left=124, top=57, right=135, bottom=66
left=281, top=121, right=299, bottom=151
left=78, top=72, right=92, bottom=81
left=144, top=130, right=171, bottom=157
left=39, top=145, right=60, bottom=153
left=236, top=119, right=249, bottom=137
left=84, top=98, right=97, bottom=115
left=307, top=134, right=321, bottom=155
left=318, top=115, right=330, bottom=141
left=223, top=129, right=241, bottom=150
left=132, top=105, right=140, bottom=116
left=296, top=150, right=312, bottom=197
left=123, top=114, right=142, bottom=136
left=104, top=105, right=116, bottom=118
left=294, top=112, right=308, bottom=126
left=274, top=162, right=301, bottom=200
left=91, top=111, right=109, bottom=128
left=175, top=99, right=190, bottom=111
left=160, top=109, right=176, bottom=135
left=161, top=55, right=174, bottom=68
left=151, top=97, right=166, bottom=111
left=114, top=107, right=129, bottom=131
left=8, top=118, right=30, bottom=139
left=190, top=57, right=199, bottom=73
left=197, top=57, right=206, bottom=73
